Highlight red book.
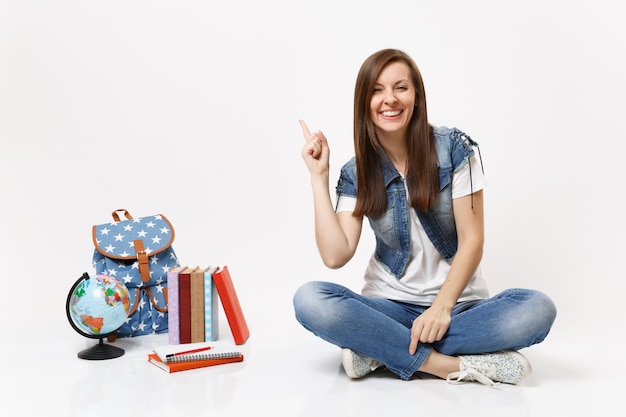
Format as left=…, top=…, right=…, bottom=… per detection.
left=213, top=266, right=250, bottom=345
left=147, top=353, right=243, bottom=373
left=178, top=267, right=194, bottom=344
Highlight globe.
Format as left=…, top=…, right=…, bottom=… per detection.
left=66, top=272, right=130, bottom=360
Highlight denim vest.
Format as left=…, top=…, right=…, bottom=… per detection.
left=336, top=126, right=479, bottom=279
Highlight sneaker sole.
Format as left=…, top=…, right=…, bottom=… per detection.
left=341, top=348, right=360, bottom=379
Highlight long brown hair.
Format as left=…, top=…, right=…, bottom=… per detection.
left=353, top=49, right=438, bottom=217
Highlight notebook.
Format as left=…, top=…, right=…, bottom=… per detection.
left=147, top=353, right=243, bottom=373
left=153, top=341, right=243, bottom=364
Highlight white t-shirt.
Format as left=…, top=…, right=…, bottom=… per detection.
left=336, top=154, right=489, bottom=305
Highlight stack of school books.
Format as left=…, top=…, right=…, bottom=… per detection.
left=148, top=341, right=244, bottom=373
left=167, top=265, right=250, bottom=346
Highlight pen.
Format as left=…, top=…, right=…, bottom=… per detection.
left=166, top=346, right=212, bottom=358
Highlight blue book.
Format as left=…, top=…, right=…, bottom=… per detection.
left=204, top=266, right=219, bottom=341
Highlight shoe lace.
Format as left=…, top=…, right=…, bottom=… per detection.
left=446, top=365, right=499, bottom=387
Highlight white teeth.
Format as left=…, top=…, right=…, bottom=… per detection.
left=382, top=110, right=401, bottom=117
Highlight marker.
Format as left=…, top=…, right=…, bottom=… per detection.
left=166, top=346, right=212, bottom=358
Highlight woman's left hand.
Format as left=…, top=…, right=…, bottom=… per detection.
left=408, top=306, right=451, bottom=355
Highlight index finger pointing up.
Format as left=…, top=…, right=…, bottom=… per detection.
left=298, top=119, right=312, bottom=140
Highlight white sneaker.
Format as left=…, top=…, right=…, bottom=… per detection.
left=341, top=348, right=383, bottom=379
left=447, top=350, right=532, bottom=386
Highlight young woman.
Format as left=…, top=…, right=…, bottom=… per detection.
left=293, top=48, right=556, bottom=385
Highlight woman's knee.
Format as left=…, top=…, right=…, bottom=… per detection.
left=293, top=281, right=319, bottom=309
left=530, top=290, right=557, bottom=328
left=293, top=281, right=344, bottom=330
left=510, top=289, right=558, bottom=344
left=293, top=281, right=326, bottom=323
left=501, top=288, right=557, bottom=324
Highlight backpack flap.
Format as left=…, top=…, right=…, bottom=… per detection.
left=92, top=210, right=177, bottom=287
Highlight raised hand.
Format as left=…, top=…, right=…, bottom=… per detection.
left=299, top=119, right=330, bottom=177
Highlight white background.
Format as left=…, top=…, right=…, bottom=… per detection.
left=1, top=0, right=624, bottom=382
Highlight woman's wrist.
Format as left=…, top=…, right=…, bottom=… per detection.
left=310, top=172, right=329, bottom=188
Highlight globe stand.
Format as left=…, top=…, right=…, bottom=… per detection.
left=77, top=337, right=125, bottom=360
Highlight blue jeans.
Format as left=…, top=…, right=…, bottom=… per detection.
left=293, top=281, right=557, bottom=380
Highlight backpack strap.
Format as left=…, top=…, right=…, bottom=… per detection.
left=125, top=287, right=168, bottom=316
left=133, top=239, right=151, bottom=283
left=126, top=288, right=141, bottom=317
left=146, top=287, right=168, bottom=313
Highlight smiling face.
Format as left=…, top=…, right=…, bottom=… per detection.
left=369, top=61, right=416, bottom=139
